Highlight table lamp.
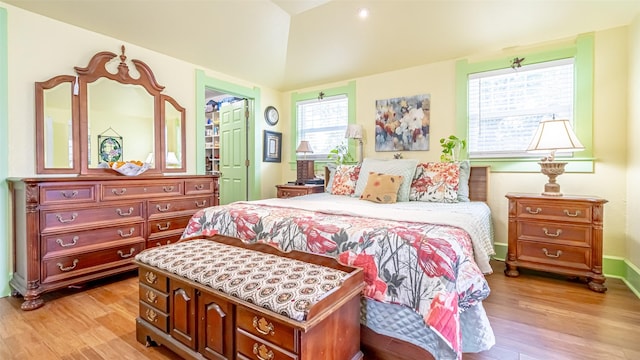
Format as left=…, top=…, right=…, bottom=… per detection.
left=296, top=141, right=314, bottom=185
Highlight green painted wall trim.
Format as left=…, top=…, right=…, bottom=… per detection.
left=1, top=6, right=10, bottom=297
left=289, top=81, right=356, bottom=171
left=493, top=244, right=639, bottom=298
left=455, top=34, right=595, bottom=173
left=195, top=69, right=262, bottom=200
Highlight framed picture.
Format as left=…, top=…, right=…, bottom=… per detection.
left=263, top=130, right=282, bottom=163
left=97, top=135, right=123, bottom=163
left=375, top=93, right=430, bottom=151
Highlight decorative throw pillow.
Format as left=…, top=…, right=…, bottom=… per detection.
left=360, top=172, right=404, bottom=204
left=409, top=162, right=460, bottom=202
left=354, top=158, right=418, bottom=202
left=330, top=164, right=361, bottom=195
left=457, top=160, right=471, bottom=202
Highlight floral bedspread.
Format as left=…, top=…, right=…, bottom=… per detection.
left=182, top=201, right=491, bottom=358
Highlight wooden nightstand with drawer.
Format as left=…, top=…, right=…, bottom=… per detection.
left=276, top=184, right=324, bottom=198
left=505, top=193, right=608, bottom=292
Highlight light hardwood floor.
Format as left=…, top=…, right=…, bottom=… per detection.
left=1, top=260, right=639, bottom=359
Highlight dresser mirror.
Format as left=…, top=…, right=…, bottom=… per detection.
left=35, top=46, right=186, bottom=175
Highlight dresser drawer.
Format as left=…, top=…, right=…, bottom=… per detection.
left=148, top=216, right=192, bottom=235
left=277, top=188, right=309, bottom=198
left=40, top=202, right=144, bottom=233
left=148, top=196, right=212, bottom=217
left=139, top=268, right=169, bottom=292
left=42, top=223, right=145, bottom=257
left=140, top=301, right=169, bottom=333
left=516, top=200, right=592, bottom=224
left=101, top=181, right=183, bottom=200
left=517, top=221, right=592, bottom=246
left=146, top=232, right=184, bottom=249
left=184, top=178, right=216, bottom=195
left=236, top=329, right=297, bottom=360
left=40, top=184, right=97, bottom=205
left=139, top=283, right=169, bottom=313
left=236, top=307, right=296, bottom=353
left=517, top=240, right=591, bottom=271
left=42, top=240, right=144, bottom=284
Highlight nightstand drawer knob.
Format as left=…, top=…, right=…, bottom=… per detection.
left=564, top=209, right=581, bottom=217
left=542, top=228, right=562, bottom=237
left=526, top=207, right=542, bottom=214
left=542, top=248, right=562, bottom=258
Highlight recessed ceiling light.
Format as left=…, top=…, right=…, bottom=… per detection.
left=358, top=8, right=369, bottom=19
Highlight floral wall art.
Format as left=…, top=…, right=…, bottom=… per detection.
left=375, top=94, right=430, bottom=151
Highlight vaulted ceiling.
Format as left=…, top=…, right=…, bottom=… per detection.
left=5, top=0, right=640, bottom=91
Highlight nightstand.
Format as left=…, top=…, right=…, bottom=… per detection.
left=505, top=193, right=608, bottom=292
left=276, top=184, right=324, bottom=199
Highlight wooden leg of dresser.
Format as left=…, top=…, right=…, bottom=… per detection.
left=20, top=296, right=45, bottom=311
left=504, top=262, right=520, bottom=277
left=587, top=277, right=607, bottom=293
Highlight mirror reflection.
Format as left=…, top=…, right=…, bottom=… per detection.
left=86, top=78, right=155, bottom=168
left=43, top=82, right=73, bottom=169
left=165, top=100, right=183, bottom=169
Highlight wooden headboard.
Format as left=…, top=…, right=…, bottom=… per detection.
left=324, top=165, right=490, bottom=202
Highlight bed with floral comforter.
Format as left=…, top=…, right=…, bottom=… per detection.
left=181, top=193, right=495, bottom=360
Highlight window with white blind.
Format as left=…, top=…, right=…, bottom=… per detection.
left=296, top=94, right=349, bottom=160
left=468, top=58, right=575, bottom=159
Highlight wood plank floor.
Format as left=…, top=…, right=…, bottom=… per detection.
left=0, top=260, right=639, bottom=359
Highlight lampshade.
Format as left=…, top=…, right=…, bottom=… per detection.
left=166, top=151, right=180, bottom=166
left=296, top=141, right=314, bottom=154
left=527, top=118, right=584, bottom=197
left=344, top=124, right=363, bottom=139
left=527, top=119, right=584, bottom=155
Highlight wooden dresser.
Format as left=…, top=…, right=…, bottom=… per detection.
left=505, top=193, right=608, bottom=292
left=276, top=184, right=324, bottom=198
left=8, top=175, right=218, bottom=310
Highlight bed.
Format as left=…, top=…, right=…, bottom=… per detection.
left=181, top=160, right=495, bottom=360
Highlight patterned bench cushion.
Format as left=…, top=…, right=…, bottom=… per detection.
left=135, top=239, right=349, bottom=321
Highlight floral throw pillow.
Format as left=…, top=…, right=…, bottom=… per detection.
left=330, top=164, right=361, bottom=196
left=360, top=172, right=404, bottom=204
left=409, top=162, right=460, bottom=202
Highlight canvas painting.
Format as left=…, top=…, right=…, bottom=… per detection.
left=375, top=94, right=430, bottom=151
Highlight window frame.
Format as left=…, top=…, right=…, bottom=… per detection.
left=289, top=81, right=356, bottom=169
left=455, top=33, right=594, bottom=172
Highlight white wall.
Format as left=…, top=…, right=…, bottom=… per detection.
left=627, top=14, right=640, bottom=269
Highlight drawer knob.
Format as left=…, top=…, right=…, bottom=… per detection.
left=117, top=248, right=136, bottom=258
left=145, top=271, right=158, bottom=284
left=156, top=204, right=171, bottom=212
left=542, top=248, right=563, bottom=258
left=195, top=200, right=207, bottom=208
left=145, top=308, right=158, bottom=323
left=61, top=190, right=78, bottom=199
left=146, top=290, right=158, bottom=303
left=252, top=343, right=274, bottom=360
left=157, top=222, right=171, bottom=231
left=56, top=236, right=79, bottom=247
left=525, top=207, right=542, bottom=214
left=116, top=207, right=134, bottom=216
left=56, top=213, right=78, bottom=223
left=252, top=316, right=275, bottom=336
left=163, top=186, right=174, bottom=192
left=118, top=228, right=135, bottom=238
left=542, top=228, right=562, bottom=237
left=57, top=259, right=79, bottom=272
left=112, top=188, right=127, bottom=196
left=564, top=209, right=581, bottom=217
left=195, top=184, right=205, bottom=190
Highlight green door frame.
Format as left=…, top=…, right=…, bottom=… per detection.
left=195, top=69, right=261, bottom=200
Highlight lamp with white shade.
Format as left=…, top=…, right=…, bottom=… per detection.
left=527, top=118, right=584, bottom=196
left=295, top=140, right=315, bottom=185
left=345, top=124, right=364, bottom=163
left=166, top=151, right=180, bottom=168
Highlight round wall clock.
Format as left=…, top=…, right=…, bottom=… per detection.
left=264, top=106, right=279, bottom=126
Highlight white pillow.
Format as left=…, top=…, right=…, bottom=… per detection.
left=354, top=158, right=418, bottom=202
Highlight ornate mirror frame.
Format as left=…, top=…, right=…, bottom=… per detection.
left=35, top=46, right=186, bottom=175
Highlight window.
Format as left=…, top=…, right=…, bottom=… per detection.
left=455, top=34, right=594, bottom=172
left=468, top=58, right=575, bottom=158
left=296, top=95, right=348, bottom=160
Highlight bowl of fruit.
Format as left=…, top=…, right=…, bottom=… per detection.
left=99, top=160, right=150, bottom=176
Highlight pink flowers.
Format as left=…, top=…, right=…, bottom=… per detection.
left=338, top=252, right=387, bottom=301
left=293, top=217, right=338, bottom=254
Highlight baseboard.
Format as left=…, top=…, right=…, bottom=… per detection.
left=491, top=242, right=640, bottom=299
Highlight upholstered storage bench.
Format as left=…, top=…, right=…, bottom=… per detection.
left=134, top=235, right=365, bottom=360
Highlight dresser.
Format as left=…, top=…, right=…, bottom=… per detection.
left=8, top=175, right=218, bottom=310
left=276, top=184, right=324, bottom=198
left=505, top=193, right=607, bottom=292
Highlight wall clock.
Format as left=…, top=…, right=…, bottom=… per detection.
left=264, top=106, right=279, bottom=126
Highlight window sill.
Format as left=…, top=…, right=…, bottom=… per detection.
left=469, top=157, right=594, bottom=173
